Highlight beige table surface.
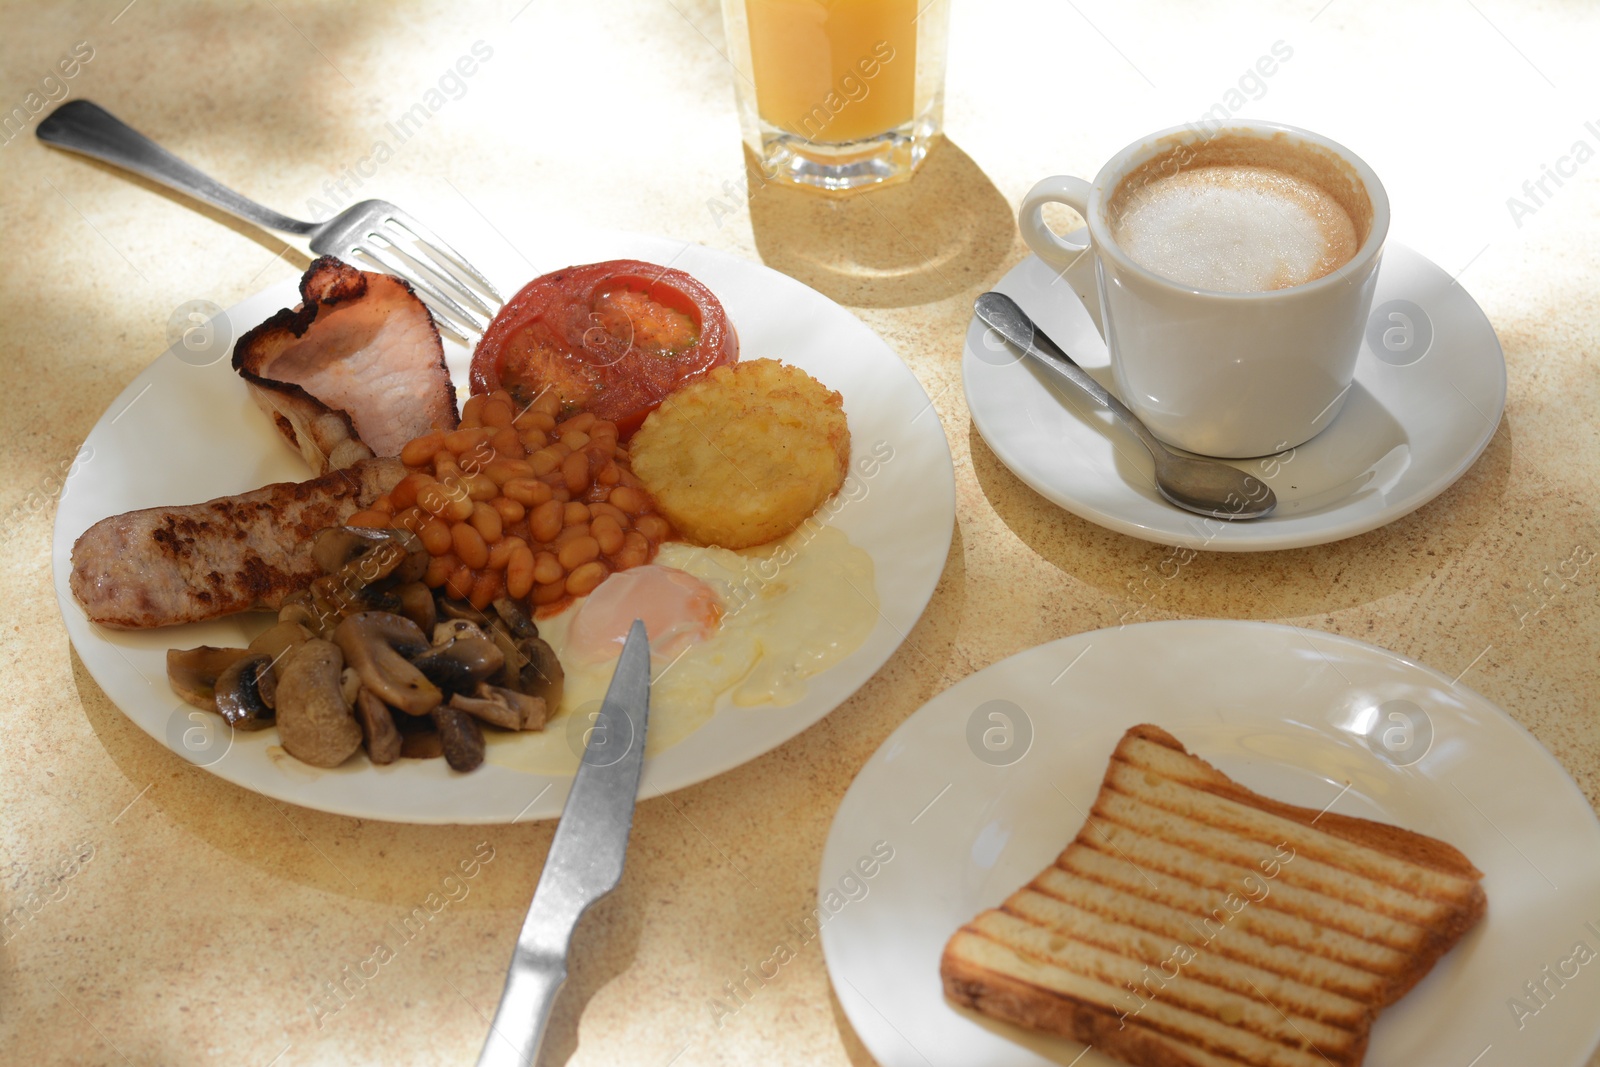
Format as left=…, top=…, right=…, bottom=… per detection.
left=3, top=1, right=1597, bottom=1065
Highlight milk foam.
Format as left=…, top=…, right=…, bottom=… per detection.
left=1109, top=165, right=1359, bottom=292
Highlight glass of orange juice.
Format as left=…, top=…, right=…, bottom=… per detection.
left=720, top=0, right=951, bottom=192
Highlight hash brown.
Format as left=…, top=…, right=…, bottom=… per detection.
left=629, top=359, right=849, bottom=549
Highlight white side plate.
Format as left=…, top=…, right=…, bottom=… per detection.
left=821, top=621, right=1600, bottom=1067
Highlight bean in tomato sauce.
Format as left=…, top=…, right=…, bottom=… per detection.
left=345, top=389, right=677, bottom=614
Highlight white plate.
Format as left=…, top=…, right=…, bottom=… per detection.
left=820, top=621, right=1600, bottom=1067
left=52, top=231, right=955, bottom=823
left=963, top=242, right=1507, bottom=551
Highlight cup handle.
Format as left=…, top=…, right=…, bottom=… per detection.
left=1019, top=175, right=1104, bottom=337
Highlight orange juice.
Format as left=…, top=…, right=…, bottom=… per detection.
left=745, top=0, right=918, bottom=145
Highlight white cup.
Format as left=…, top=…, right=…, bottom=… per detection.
left=1019, top=121, right=1390, bottom=458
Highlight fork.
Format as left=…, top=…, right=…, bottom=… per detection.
left=37, top=99, right=501, bottom=341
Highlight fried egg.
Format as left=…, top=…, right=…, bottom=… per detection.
left=483, top=524, right=877, bottom=773
left=564, top=565, right=721, bottom=664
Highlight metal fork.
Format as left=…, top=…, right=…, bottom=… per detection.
left=37, top=100, right=500, bottom=341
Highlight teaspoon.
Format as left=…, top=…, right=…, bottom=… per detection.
left=974, top=292, right=1276, bottom=521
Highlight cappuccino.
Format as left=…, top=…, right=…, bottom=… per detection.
left=1108, top=135, right=1370, bottom=293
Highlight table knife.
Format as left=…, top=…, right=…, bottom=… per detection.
left=476, top=619, right=651, bottom=1067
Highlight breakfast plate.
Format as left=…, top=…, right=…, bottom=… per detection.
left=819, top=621, right=1600, bottom=1067
left=51, top=229, right=956, bottom=823
left=963, top=241, right=1507, bottom=551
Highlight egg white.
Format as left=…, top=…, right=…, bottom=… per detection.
left=482, top=524, right=877, bottom=774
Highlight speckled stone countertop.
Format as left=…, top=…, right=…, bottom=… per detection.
left=3, top=2, right=1597, bottom=1065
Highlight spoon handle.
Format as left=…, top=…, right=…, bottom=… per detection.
left=973, top=293, right=1168, bottom=458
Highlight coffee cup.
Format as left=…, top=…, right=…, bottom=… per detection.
left=1018, top=121, right=1389, bottom=458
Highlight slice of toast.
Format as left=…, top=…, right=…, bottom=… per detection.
left=941, top=724, right=1486, bottom=1067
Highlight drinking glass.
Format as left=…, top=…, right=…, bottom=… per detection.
left=719, top=0, right=950, bottom=192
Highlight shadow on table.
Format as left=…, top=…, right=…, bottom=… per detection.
left=746, top=137, right=1014, bottom=309
left=69, top=645, right=562, bottom=910
left=968, top=413, right=1516, bottom=620
left=71, top=642, right=646, bottom=1060
left=42, top=154, right=318, bottom=271
left=536, top=884, right=645, bottom=1067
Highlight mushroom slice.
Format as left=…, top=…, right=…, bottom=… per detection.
left=277, top=592, right=326, bottom=636
left=394, top=581, right=436, bottom=634
left=275, top=639, right=363, bottom=768
left=340, top=667, right=363, bottom=708
left=413, top=622, right=505, bottom=697
left=354, top=689, right=402, bottom=765
left=312, top=526, right=392, bottom=576
left=487, top=628, right=565, bottom=710
left=491, top=597, right=539, bottom=640
left=432, top=619, right=487, bottom=644
left=333, top=612, right=440, bottom=715
left=215, top=653, right=276, bottom=731
left=450, top=684, right=548, bottom=732
left=250, top=620, right=312, bottom=660
left=334, top=583, right=404, bottom=617
left=431, top=704, right=486, bottom=772
left=522, top=639, right=564, bottom=707
left=248, top=621, right=311, bottom=710
left=167, top=646, right=253, bottom=712
left=313, top=526, right=428, bottom=583
left=257, top=667, right=280, bottom=712
left=438, top=598, right=490, bottom=626
left=309, top=527, right=427, bottom=622
left=386, top=533, right=428, bottom=584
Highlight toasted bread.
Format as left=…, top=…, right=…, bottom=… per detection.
left=941, top=724, right=1485, bottom=1067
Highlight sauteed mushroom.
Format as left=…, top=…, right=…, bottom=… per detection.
left=431, top=703, right=486, bottom=772
left=167, top=510, right=563, bottom=773
left=276, top=592, right=323, bottom=634
left=478, top=598, right=564, bottom=709
left=450, top=683, right=546, bottom=731
left=354, top=689, right=402, bottom=765
left=412, top=621, right=505, bottom=696
left=438, top=598, right=490, bottom=625
left=275, top=639, right=362, bottom=768
left=333, top=612, right=440, bottom=715
left=311, top=527, right=380, bottom=576
left=491, top=597, right=539, bottom=640
left=167, top=647, right=253, bottom=713
left=310, top=526, right=427, bottom=584
left=393, top=581, right=436, bottom=633
left=251, top=621, right=311, bottom=661
left=477, top=631, right=561, bottom=712
left=214, top=653, right=275, bottom=730
left=340, top=667, right=362, bottom=707
left=282, top=527, right=433, bottom=635
left=247, top=621, right=311, bottom=709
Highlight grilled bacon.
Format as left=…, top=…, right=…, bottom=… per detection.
left=233, top=257, right=458, bottom=474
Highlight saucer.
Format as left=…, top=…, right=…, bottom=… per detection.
left=962, top=241, right=1506, bottom=551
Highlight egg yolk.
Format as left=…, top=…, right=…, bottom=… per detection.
left=566, top=565, right=721, bottom=663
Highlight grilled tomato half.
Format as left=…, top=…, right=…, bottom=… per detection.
left=469, top=260, right=737, bottom=437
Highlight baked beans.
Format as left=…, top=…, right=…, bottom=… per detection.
left=353, top=389, right=676, bottom=612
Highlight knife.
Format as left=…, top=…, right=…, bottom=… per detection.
left=476, top=619, right=652, bottom=1067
